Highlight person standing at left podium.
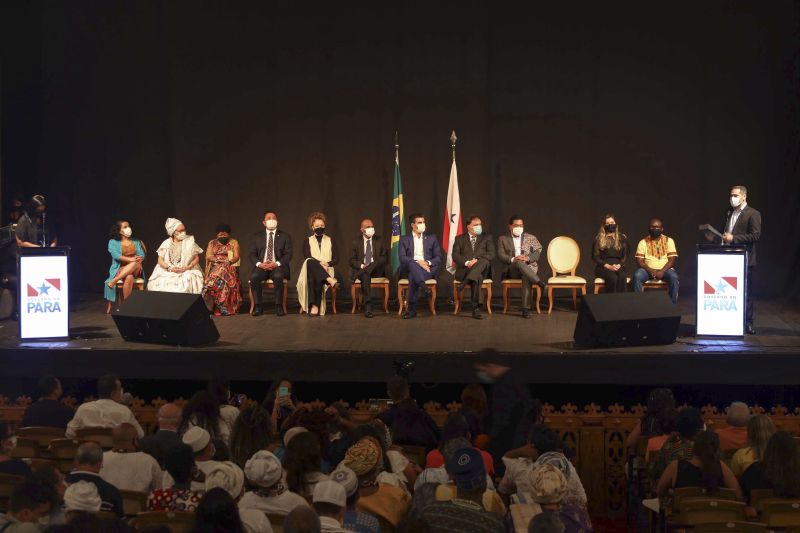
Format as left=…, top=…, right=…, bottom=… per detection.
left=723, top=185, right=761, bottom=335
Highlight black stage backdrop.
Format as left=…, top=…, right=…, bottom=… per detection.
left=2, top=2, right=799, bottom=298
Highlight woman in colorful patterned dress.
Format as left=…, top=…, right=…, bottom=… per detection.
left=203, top=223, right=242, bottom=315
left=104, top=220, right=146, bottom=313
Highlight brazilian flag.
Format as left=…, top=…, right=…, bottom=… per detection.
left=390, top=154, right=406, bottom=275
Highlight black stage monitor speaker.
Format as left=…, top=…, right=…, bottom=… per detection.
left=573, top=292, right=680, bottom=348
left=112, top=291, right=219, bottom=346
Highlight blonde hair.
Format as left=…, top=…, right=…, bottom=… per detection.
left=595, top=214, right=620, bottom=250
left=747, top=414, right=776, bottom=461
left=307, top=212, right=327, bottom=230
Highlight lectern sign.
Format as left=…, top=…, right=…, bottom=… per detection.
left=19, top=249, right=70, bottom=339
left=696, top=249, right=746, bottom=336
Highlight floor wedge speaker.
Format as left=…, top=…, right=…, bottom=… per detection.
left=112, top=291, right=219, bottom=346
left=573, top=291, right=680, bottom=348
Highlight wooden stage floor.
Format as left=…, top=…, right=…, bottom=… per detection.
left=1, top=295, right=799, bottom=385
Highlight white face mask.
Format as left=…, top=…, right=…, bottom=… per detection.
left=265, top=219, right=278, bottom=231
left=175, top=232, right=187, bottom=241
left=730, top=196, right=741, bottom=208
left=121, top=227, right=132, bottom=238
left=3, top=436, right=17, bottom=453
left=415, top=223, right=426, bottom=234
left=364, top=227, right=375, bottom=238
left=512, top=226, right=524, bottom=237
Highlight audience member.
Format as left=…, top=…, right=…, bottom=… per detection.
left=624, top=388, right=676, bottom=448
left=379, top=449, right=421, bottom=494
left=64, top=442, right=123, bottom=516
left=148, top=444, right=203, bottom=512
left=376, top=376, right=440, bottom=452
left=739, top=431, right=800, bottom=503
left=191, top=487, right=246, bottom=533
left=426, top=413, right=494, bottom=476
left=139, top=402, right=182, bottom=467
left=416, top=437, right=495, bottom=493
left=329, top=466, right=381, bottom=533
left=32, top=463, right=67, bottom=525
left=731, top=414, right=776, bottom=477
left=282, top=406, right=336, bottom=472
left=527, top=464, right=593, bottom=533
left=263, top=378, right=298, bottom=434
left=643, top=409, right=678, bottom=462
left=285, top=431, right=328, bottom=498
left=99, top=423, right=162, bottom=493
left=240, top=450, right=309, bottom=516
left=284, top=505, right=321, bottom=533
left=63, top=480, right=102, bottom=516
left=20, top=376, right=74, bottom=429
left=230, top=405, right=276, bottom=469
left=458, top=384, right=489, bottom=448
left=203, top=463, right=272, bottom=533
left=311, top=480, right=350, bottom=532
left=0, top=480, right=53, bottom=532
left=344, top=437, right=410, bottom=529
left=65, top=374, right=143, bottom=438
left=650, top=407, right=703, bottom=480
left=716, top=402, right=751, bottom=452
left=208, top=378, right=242, bottom=443
left=179, top=390, right=228, bottom=445
left=528, top=511, right=566, bottom=533
left=420, top=448, right=505, bottom=532
left=656, top=430, right=742, bottom=500
left=0, top=422, right=33, bottom=477
left=166, top=427, right=219, bottom=491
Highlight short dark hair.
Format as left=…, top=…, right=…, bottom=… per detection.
left=97, top=374, right=119, bottom=398
left=283, top=505, right=321, bottom=533
left=9, top=481, right=53, bottom=513
left=529, top=425, right=564, bottom=454
left=215, top=223, right=231, bottom=234
left=263, top=210, right=277, bottom=219
left=38, top=376, right=59, bottom=398
left=528, top=511, right=565, bottom=533
left=676, top=407, right=704, bottom=440
left=467, top=215, right=481, bottom=225
left=312, top=501, right=342, bottom=517
left=165, top=444, right=195, bottom=484
left=508, top=214, right=523, bottom=225
left=731, top=185, right=748, bottom=196
left=387, top=376, right=409, bottom=402
left=408, top=213, right=424, bottom=225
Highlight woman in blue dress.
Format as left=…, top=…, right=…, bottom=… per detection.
left=105, top=220, right=146, bottom=312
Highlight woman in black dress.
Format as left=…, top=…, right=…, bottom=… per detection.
left=592, top=213, right=628, bottom=293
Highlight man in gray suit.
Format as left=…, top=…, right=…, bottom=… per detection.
left=497, top=215, right=546, bottom=319
left=723, top=185, right=761, bottom=335
left=452, top=215, right=496, bottom=320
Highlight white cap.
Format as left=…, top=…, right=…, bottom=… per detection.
left=312, top=479, right=346, bottom=507
left=330, top=465, right=358, bottom=498
left=244, top=450, right=283, bottom=488
left=204, top=461, right=245, bottom=499
left=283, top=426, right=308, bottom=447
left=182, top=426, right=211, bottom=453
left=64, top=480, right=102, bottom=512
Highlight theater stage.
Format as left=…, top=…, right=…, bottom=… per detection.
left=1, top=295, right=798, bottom=386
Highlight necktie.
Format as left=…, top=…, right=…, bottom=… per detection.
left=470, top=235, right=476, bottom=252
left=365, top=239, right=373, bottom=266
left=266, top=232, right=274, bottom=262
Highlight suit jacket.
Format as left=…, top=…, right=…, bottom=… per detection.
left=497, top=233, right=543, bottom=277
left=139, top=429, right=182, bottom=467
left=249, top=229, right=292, bottom=276
left=724, top=205, right=761, bottom=267
left=349, top=235, right=388, bottom=276
left=398, top=233, right=442, bottom=277
left=452, top=233, right=496, bottom=281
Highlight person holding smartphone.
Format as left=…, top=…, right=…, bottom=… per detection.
left=263, top=379, right=297, bottom=433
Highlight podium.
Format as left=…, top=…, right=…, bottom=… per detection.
left=696, top=244, right=747, bottom=337
left=18, top=246, right=70, bottom=339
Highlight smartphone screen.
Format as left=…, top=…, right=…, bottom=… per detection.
left=278, top=386, right=289, bottom=398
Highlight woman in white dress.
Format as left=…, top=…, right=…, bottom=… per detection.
left=148, top=217, right=204, bottom=294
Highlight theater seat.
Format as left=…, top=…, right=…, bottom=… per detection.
left=397, top=279, right=437, bottom=316
left=546, top=236, right=587, bottom=314
left=351, top=277, right=390, bottom=313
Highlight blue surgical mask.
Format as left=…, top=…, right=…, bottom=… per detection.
left=472, top=225, right=483, bottom=236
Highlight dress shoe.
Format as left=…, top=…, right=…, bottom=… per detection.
left=746, top=323, right=756, bottom=335
left=276, top=308, right=285, bottom=317
left=521, top=308, right=531, bottom=319
left=472, top=307, right=483, bottom=320
left=536, top=280, right=547, bottom=291
left=251, top=305, right=263, bottom=317
left=364, top=304, right=374, bottom=318
left=402, top=310, right=417, bottom=319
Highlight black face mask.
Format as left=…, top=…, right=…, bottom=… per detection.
left=605, top=224, right=617, bottom=233
left=217, top=236, right=230, bottom=245
left=649, top=229, right=663, bottom=239
left=314, top=227, right=326, bottom=237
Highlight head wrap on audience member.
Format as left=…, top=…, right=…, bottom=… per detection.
left=165, top=218, right=182, bottom=236
left=442, top=437, right=472, bottom=468
left=244, top=450, right=282, bottom=488
left=446, top=448, right=486, bottom=491
left=283, top=426, right=308, bottom=447
left=344, top=437, right=382, bottom=476
left=64, top=480, right=102, bottom=512
left=312, top=480, right=346, bottom=507
left=534, top=451, right=572, bottom=480
left=330, top=466, right=358, bottom=497
left=204, top=461, right=245, bottom=499
left=386, top=450, right=410, bottom=483
left=182, top=426, right=211, bottom=453
left=529, top=463, right=568, bottom=504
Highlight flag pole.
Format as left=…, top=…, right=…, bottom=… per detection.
left=395, top=130, right=399, bottom=162
left=450, top=129, right=457, bottom=162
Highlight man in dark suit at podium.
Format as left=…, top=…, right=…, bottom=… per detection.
left=452, top=215, right=495, bottom=320
left=249, top=210, right=292, bottom=316
left=722, top=185, right=761, bottom=335
left=399, top=213, right=441, bottom=319
left=349, top=218, right=388, bottom=318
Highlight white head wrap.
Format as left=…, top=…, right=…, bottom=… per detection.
left=165, top=217, right=182, bottom=236
left=64, top=480, right=102, bottom=512
left=244, top=450, right=283, bottom=488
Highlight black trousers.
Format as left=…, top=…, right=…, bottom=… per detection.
left=746, top=266, right=755, bottom=324
left=249, top=267, right=286, bottom=306
left=595, top=265, right=627, bottom=293
left=305, top=261, right=330, bottom=307
left=459, top=258, right=491, bottom=305
left=356, top=265, right=384, bottom=307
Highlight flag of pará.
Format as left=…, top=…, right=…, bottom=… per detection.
left=390, top=153, right=406, bottom=275
left=442, top=157, right=462, bottom=274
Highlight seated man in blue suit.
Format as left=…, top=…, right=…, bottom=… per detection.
left=399, top=213, right=441, bottom=319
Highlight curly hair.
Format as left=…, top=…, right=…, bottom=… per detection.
left=307, top=212, right=327, bottom=230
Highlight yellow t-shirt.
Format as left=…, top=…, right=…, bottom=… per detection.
left=635, top=235, right=678, bottom=270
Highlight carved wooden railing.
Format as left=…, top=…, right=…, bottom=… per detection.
left=3, top=395, right=799, bottom=516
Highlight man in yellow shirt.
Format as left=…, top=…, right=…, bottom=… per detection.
left=633, top=218, right=679, bottom=303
